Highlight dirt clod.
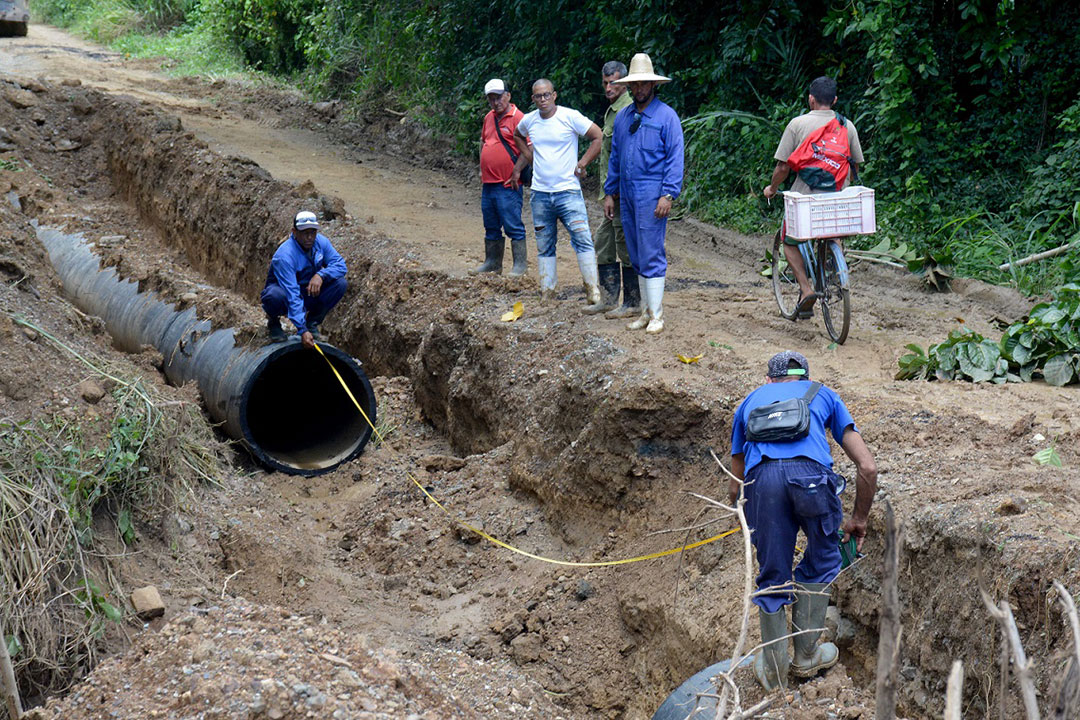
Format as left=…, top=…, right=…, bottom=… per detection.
left=76, top=378, right=105, bottom=404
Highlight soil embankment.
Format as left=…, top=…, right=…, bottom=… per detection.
left=2, top=25, right=1080, bottom=719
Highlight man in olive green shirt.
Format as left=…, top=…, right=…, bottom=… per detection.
left=584, top=60, right=639, bottom=317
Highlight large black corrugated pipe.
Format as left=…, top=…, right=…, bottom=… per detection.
left=650, top=657, right=753, bottom=720
left=37, top=227, right=376, bottom=476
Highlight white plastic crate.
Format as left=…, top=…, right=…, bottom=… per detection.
left=782, top=185, right=876, bottom=239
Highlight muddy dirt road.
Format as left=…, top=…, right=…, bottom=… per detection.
left=3, top=24, right=1080, bottom=720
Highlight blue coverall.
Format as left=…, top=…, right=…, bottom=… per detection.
left=603, top=96, right=684, bottom=278
left=260, top=233, right=347, bottom=336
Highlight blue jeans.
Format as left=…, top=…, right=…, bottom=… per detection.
left=481, top=183, right=525, bottom=243
left=261, top=275, right=347, bottom=330
left=530, top=189, right=594, bottom=258
left=743, top=457, right=844, bottom=613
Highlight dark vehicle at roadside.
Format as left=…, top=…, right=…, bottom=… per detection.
left=0, top=0, right=29, bottom=36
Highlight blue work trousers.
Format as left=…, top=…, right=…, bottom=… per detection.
left=530, top=189, right=594, bottom=258
left=481, top=183, right=526, bottom=243
left=261, top=275, right=347, bottom=329
left=744, top=457, right=844, bottom=613
left=619, top=180, right=668, bottom=278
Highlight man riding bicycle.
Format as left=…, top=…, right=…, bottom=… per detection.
left=764, top=77, right=864, bottom=317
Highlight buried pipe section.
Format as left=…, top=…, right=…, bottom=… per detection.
left=37, top=227, right=375, bottom=476
left=650, top=657, right=754, bottom=720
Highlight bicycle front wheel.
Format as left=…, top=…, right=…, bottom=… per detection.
left=771, top=229, right=802, bottom=321
left=819, top=242, right=851, bottom=344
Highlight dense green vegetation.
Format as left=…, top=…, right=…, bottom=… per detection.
left=897, top=284, right=1080, bottom=385
left=29, top=0, right=1080, bottom=294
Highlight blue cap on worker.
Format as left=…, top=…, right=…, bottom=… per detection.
left=767, top=350, right=810, bottom=378
left=294, top=210, right=319, bottom=230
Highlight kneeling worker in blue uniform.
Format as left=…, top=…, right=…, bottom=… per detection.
left=261, top=210, right=348, bottom=349
left=729, top=351, right=877, bottom=691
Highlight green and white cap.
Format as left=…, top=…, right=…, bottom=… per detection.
left=767, top=350, right=810, bottom=378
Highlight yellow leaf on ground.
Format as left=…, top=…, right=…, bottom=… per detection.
left=676, top=353, right=703, bottom=364
left=500, top=301, right=524, bottom=322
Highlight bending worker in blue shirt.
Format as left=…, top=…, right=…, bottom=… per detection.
left=729, top=351, right=877, bottom=692
left=261, top=210, right=348, bottom=349
left=603, top=52, right=684, bottom=334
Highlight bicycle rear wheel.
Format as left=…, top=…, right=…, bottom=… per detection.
left=771, top=229, right=802, bottom=321
left=818, top=241, right=851, bottom=344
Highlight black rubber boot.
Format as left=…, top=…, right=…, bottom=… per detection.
left=267, top=317, right=287, bottom=343
left=583, top=263, right=620, bottom=314
left=605, top=264, right=641, bottom=319
left=469, top=238, right=504, bottom=275
left=508, top=238, right=528, bottom=277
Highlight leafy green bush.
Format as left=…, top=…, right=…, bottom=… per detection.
left=896, top=328, right=1010, bottom=383
left=201, top=0, right=320, bottom=73
left=898, top=284, right=1080, bottom=385
left=1000, top=283, right=1080, bottom=385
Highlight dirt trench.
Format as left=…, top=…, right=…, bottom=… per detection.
left=3, top=59, right=1080, bottom=719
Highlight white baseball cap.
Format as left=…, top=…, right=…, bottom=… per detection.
left=294, top=211, right=319, bottom=230
left=484, top=79, right=506, bottom=96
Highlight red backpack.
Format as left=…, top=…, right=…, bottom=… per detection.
left=786, top=112, right=857, bottom=191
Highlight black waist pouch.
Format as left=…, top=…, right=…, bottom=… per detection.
left=745, top=382, right=822, bottom=443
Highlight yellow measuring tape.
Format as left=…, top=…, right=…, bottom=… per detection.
left=314, top=343, right=739, bottom=567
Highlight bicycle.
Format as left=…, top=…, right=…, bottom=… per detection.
left=771, top=222, right=851, bottom=344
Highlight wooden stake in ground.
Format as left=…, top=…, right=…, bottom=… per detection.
left=875, top=500, right=903, bottom=720
left=0, top=624, right=22, bottom=720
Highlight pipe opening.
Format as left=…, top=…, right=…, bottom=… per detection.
left=242, top=344, right=376, bottom=475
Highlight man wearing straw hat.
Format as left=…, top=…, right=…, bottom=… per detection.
left=511, top=78, right=604, bottom=306
left=603, top=53, right=684, bottom=334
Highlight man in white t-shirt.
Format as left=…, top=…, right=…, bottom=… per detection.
left=511, top=78, right=604, bottom=305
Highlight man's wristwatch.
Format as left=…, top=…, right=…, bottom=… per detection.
left=661, top=193, right=674, bottom=202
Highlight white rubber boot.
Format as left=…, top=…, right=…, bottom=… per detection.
left=538, top=256, right=558, bottom=302
left=576, top=250, right=601, bottom=307
left=645, top=276, right=665, bottom=333
left=627, top=275, right=650, bottom=330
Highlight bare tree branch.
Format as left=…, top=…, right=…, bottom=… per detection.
left=875, top=500, right=903, bottom=720
left=1, top=621, right=22, bottom=720
left=979, top=564, right=1041, bottom=719
left=1051, top=581, right=1080, bottom=719
left=708, top=448, right=753, bottom=719
left=945, top=659, right=964, bottom=720
left=727, top=694, right=775, bottom=719
left=1053, top=581, right=1080, bottom=676
left=1052, top=658, right=1079, bottom=720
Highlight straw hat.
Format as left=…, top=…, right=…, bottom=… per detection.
left=613, top=53, right=671, bottom=84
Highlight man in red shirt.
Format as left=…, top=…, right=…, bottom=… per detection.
left=472, top=78, right=529, bottom=277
